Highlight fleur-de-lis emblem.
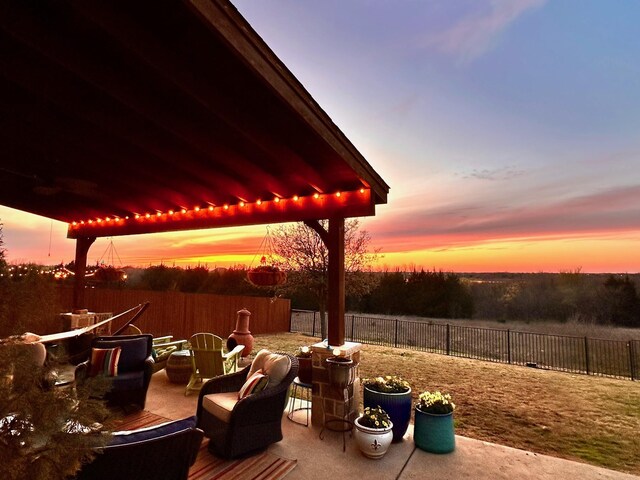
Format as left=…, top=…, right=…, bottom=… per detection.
left=371, top=439, right=382, bottom=451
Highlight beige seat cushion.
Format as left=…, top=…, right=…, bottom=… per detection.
left=248, top=349, right=291, bottom=387
left=202, top=392, right=238, bottom=423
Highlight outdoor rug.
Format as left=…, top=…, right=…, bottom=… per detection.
left=117, top=411, right=298, bottom=480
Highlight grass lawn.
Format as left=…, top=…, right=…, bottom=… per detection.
left=254, top=332, right=640, bottom=475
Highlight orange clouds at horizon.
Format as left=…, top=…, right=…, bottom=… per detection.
left=1, top=207, right=638, bottom=273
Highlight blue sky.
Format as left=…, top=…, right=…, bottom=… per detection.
left=1, top=0, right=639, bottom=272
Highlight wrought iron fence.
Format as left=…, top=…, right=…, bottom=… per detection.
left=290, top=310, right=640, bottom=381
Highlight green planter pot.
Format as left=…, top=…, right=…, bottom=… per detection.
left=413, top=407, right=455, bottom=454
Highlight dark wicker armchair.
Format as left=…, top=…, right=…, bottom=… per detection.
left=196, top=352, right=298, bottom=458
left=75, top=334, right=154, bottom=410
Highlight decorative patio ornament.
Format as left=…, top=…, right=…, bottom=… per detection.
left=413, top=390, right=456, bottom=454
left=319, top=349, right=358, bottom=452
left=247, top=227, right=287, bottom=287
left=227, top=308, right=254, bottom=357
left=354, top=406, right=394, bottom=459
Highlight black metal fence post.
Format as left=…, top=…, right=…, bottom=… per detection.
left=351, top=315, right=355, bottom=341
left=446, top=324, right=451, bottom=355
left=584, top=337, right=590, bottom=375
left=394, top=319, right=399, bottom=348
left=312, top=311, right=317, bottom=337
left=630, top=340, right=637, bottom=381
left=507, top=329, right=511, bottom=364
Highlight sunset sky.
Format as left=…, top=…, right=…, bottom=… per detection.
left=1, top=0, right=639, bottom=273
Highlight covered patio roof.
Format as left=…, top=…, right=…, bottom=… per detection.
left=0, top=0, right=389, bottom=346
left=0, top=0, right=388, bottom=239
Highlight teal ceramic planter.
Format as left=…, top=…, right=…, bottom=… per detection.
left=363, top=386, right=412, bottom=442
left=413, top=407, right=455, bottom=453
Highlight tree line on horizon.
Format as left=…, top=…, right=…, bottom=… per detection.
left=1, top=220, right=639, bottom=329
left=43, top=263, right=640, bottom=328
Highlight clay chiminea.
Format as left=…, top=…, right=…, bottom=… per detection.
left=227, top=308, right=254, bottom=357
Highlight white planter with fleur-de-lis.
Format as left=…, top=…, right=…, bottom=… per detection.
left=354, top=416, right=394, bottom=459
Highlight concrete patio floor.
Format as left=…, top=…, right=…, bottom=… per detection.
left=146, top=370, right=639, bottom=480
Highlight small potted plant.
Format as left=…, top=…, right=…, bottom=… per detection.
left=294, top=346, right=312, bottom=384
left=362, top=375, right=412, bottom=442
left=354, top=406, right=394, bottom=459
left=414, top=390, right=456, bottom=453
left=247, top=257, right=287, bottom=286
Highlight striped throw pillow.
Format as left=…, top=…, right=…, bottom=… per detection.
left=89, top=347, right=122, bottom=377
left=238, top=369, right=269, bottom=399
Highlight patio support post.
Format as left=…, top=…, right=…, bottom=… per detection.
left=327, top=217, right=345, bottom=347
left=73, top=236, right=96, bottom=310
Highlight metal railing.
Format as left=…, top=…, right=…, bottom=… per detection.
left=290, top=310, right=640, bottom=381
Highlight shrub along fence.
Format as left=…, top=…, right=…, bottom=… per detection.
left=290, top=310, right=640, bottom=381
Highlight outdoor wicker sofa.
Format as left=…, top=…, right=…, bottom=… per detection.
left=73, top=416, right=203, bottom=480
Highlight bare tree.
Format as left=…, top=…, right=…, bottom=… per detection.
left=271, top=219, right=379, bottom=339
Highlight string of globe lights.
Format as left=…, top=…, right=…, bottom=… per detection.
left=68, top=188, right=369, bottom=231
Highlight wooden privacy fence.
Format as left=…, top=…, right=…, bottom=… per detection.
left=58, top=287, right=291, bottom=341
left=291, top=310, right=640, bottom=381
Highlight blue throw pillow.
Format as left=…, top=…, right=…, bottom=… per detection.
left=108, top=416, right=197, bottom=446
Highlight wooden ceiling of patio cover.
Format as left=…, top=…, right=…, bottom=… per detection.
left=0, top=0, right=388, bottom=238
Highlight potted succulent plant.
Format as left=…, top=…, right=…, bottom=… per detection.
left=294, top=346, right=312, bottom=384
left=414, top=390, right=456, bottom=453
left=354, top=406, right=394, bottom=459
left=362, top=375, right=411, bottom=442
